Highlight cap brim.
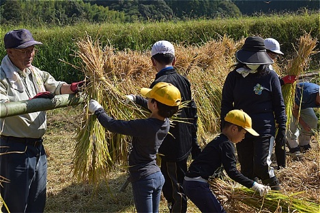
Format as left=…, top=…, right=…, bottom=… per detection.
left=16, top=41, right=42, bottom=49
left=270, top=50, right=284, bottom=55
left=236, top=50, right=273, bottom=65
left=245, top=127, right=259, bottom=136
left=140, top=87, right=152, bottom=98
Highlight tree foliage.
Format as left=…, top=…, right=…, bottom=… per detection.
left=0, top=0, right=318, bottom=26
left=0, top=0, right=127, bottom=26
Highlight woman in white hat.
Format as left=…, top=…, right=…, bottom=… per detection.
left=220, top=36, right=287, bottom=190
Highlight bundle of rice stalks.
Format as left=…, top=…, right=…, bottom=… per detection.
left=209, top=177, right=319, bottom=213
left=281, top=33, right=318, bottom=128
left=72, top=36, right=147, bottom=183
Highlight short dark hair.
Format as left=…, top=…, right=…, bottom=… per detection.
left=151, top=99, right=179, bottom=118
left=223, top=121, right=243, bottom=132
left=152, top=53, right=175, bottom=65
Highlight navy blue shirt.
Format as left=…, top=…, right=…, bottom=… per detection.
left=186, top=134, right=254, bottom=188
left=295, top=82, right=320, bottom=109
left=221, top=69, right=286, bottom=136
left=95, top=108, right=170, bottom=182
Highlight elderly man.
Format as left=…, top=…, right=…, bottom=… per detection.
left=0, top=29, right=83, bottom=213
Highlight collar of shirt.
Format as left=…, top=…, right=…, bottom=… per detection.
left=236, top=67, right=258, bottom=78
left=156, top=66, right=174, bottom=76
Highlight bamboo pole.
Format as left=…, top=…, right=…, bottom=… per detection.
left=0, top=94, right=84, bottom=118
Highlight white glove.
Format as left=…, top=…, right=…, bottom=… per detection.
left=251, top=182, right=271, bottom=197
left=89, top=99, right=103, bottom=113
left=125, top=94, right=136, bottom=103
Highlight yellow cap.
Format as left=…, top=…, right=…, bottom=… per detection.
left=140, top=82, right=181, bottom=106
left=224, top=109, right=259, bottom=136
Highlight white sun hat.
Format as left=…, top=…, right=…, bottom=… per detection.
left=264, top=38, right=284, bottom=55
left=151, top=40, right=175, bottom=57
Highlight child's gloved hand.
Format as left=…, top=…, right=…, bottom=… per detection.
left=125, top=94, right=136, bottom=103
left=89, top=99, right=103, bottom=113
left=251, top=182, right=271, bottom=196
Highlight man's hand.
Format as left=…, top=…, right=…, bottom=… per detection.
left=31, top=91, right=55, bottom=99
left=89, top=99, right=103, bottom=113
left=281, top=75, right=297, bottom=84
left=70, top=80, right=86, bottom=93
left=251, top=182, right=271, bottom=196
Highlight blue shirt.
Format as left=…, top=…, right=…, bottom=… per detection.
left=295, top=82, right=320, bottom=109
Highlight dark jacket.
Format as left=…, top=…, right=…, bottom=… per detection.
left=94, top=108, right=170, bottom=182
left=186, top=134, right=254, bottom=188
left=221, top=69, right=286, bottom=137
left=136, top=67, right=200, bottom=161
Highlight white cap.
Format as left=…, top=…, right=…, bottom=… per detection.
left=264, top=38, right=284, bottom=55
left=151, top=40, right=175, bottom=57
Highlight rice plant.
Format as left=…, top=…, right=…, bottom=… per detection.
left=281, top=33, right=318, bottom=128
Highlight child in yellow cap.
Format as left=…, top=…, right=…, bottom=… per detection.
left=89, top=82, right=181, bottom=213
left=183, top=109, right=270, bottom=213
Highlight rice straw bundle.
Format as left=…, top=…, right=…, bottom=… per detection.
left=72, top=36, right=147, bottom=183
left=209, top=177, right=319, bottom=213
left=281, top=33, right=318, bottom=128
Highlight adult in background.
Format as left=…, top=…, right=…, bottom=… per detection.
left=0, top=29, right=84, bottom=213
left=126, top=40, right=201, bottom=212
left=264, top=37, right=297, bottom=86
left=221, top=36, right=287, bottom=190
left=287, top=82, right=320, bottom=156
left=264, top=37, right=296, bottom=169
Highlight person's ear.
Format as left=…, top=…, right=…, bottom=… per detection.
left=231, top=124, right=238, bottom=133
left=151, top=57, right=156, bottom=66
left=172, top=57, right=176, bottom=66
left=152, top=101, right=158, bottom=110
left=6, top=49, right=13, bottom=57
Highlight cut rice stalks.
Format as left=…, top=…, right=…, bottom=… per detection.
left=281, top=33, right=318, bottom=128
left=72, top=36, right=147, bottom=184
left=209, top=177, right=319, bottom=213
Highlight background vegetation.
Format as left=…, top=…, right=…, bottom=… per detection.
left=1, top=0, right=319, bottom=24
left=0, top=12, right=319, bottom=83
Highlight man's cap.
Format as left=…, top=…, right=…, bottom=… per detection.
left=140, top=82, right=181, bottom=106
left=236, top=36, right=273, bottom=65
left=151, top=40, right=175, bottom=57
left=264, top=38, right=284, bottom=55
left=224, top=109, right=259, bottom=136
left=4, top=29, right=42, bottom=49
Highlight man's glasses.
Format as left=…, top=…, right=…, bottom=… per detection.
left=14, top=48, right=38, bottom=55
